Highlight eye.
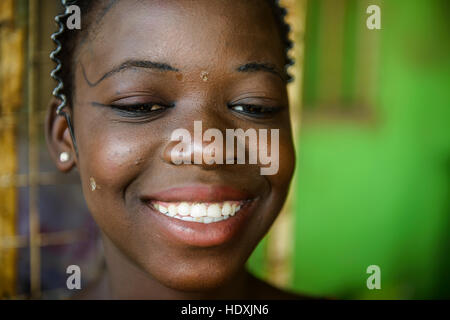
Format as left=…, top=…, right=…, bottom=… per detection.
left=228, top=104, right=281, bottom=118
left=110, top=102, right=173, bottom=117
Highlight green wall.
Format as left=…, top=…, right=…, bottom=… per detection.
left=292, top=0, right=450, bottom=299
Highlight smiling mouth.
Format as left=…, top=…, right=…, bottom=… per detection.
left=148, top=200, right=250, bottom=224
left=140, top=185, right=257, bottom=246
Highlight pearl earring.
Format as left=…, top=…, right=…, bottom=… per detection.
left=59, top=151, right=70, bottom=163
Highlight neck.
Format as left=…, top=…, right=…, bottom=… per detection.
left=99, top=233, right=252, bottom=300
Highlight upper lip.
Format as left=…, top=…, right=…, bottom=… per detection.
left=141, top=184, right=254, bottom=203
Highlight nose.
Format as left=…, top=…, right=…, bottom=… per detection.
left=161, top=121, right=233, bottom=169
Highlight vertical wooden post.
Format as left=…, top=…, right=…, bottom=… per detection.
left=27, top=0, right=41, bottom=299
left=0, top=0, right=25, bottom=298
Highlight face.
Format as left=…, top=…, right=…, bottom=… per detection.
left=49, top=0, right=295, bottom=291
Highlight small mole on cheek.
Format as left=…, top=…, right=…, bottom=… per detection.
left=176, top=74, right=183, bottom=81
left=200, top=71, right=209, bottom=82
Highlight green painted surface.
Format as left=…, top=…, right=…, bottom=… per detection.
left=292, top=0, right=450, bottom=299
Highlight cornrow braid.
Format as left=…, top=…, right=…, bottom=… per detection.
left=50, top=0, right=295, bottom=111
left=267, top=0, right=295, bottom=82
left=49, top=0, right=80, bottom=154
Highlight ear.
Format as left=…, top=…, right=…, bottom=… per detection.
left=45, top=98, right=77, bottom=172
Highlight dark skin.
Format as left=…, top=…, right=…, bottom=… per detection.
left=46, top=0, right=299, bottom=299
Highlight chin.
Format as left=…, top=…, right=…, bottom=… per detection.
left=147, top=257, right=244, bottom=293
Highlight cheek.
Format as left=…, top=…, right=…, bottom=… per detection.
left=82, top=135, right=139, bottom=188
left=252, top=130, right=295, bottom=230
left=74, top=120, right=159, bottom=211
left=270, top=131, right=296, bottom=192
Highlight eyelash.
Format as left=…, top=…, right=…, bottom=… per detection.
left=110, top=102, right=173, bottom=117
left=228, top=104, right=281, bottom=118
left=108, top=102, right=280, bottom=119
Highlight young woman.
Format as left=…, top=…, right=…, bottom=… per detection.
left=46, top=0, right=302, bottom=299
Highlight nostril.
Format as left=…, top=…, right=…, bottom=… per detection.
left=162, top=139, right=192, bottom=165
left=161, top=140, right=226, bottom=168
left=161, top=129, right=228, bottom=167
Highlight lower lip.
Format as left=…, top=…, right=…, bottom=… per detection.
left=142, top=200, right=256, bottom=248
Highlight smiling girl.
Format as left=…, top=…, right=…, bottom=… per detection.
left=46, top=0, right=302, bottom=299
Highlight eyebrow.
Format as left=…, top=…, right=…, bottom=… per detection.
left=236, top=62, right=285, bottom=81
left=81, top=60, right=180, bottom=87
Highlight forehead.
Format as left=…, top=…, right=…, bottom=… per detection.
left=79, top=0, right=284, bottom=73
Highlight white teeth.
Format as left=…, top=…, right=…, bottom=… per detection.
left=151, top=200, right=246, bottom=224
left=203, top=217, right=213, bottom=224
left=191, top=203, right=207, bottom=217
left=207, top=204, right=222, bottom=217
left=159, top=205, right=168, bottom=214
left=230, top=204, right=236, bottom=216
left=222, top=203, right=232, bottom=216
left=178, top=202, right=191, bottom=216
left=168, top=204, right=177, bottom=217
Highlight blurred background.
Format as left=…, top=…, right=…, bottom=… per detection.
left=0, top=0, right=449, bottom=299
